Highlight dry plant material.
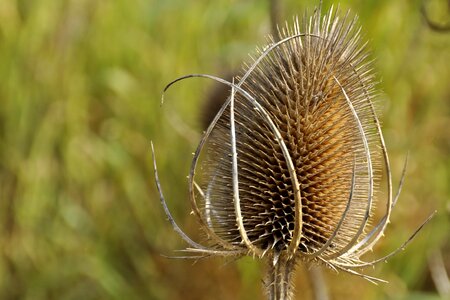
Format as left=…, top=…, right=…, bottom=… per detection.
left=152, top=5, right=434, bottom=300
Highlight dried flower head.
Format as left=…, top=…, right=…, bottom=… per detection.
left=152, top=5, right=434, bottom=300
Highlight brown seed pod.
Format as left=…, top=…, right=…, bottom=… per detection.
left=152, top=5, right=435, bottom=300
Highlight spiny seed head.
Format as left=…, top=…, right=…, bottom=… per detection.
left=155, top=5, right=433, bottom=284
left=202, top=9, right=380, bottom=257
left=196, top=6, right=385, bottom=266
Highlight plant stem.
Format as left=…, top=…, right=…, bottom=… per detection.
left=269, top=0, right=283, bottom=41
left=266, top=253, right=296, bottom=300
left=308, top=266, right=329, bottom=300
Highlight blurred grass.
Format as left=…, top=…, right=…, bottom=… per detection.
left=0, top=0, right=449, bottom=299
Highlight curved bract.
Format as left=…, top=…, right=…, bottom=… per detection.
left=153, top=5, right=435, bottom=297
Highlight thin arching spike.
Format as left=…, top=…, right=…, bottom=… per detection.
left=347, top=153, right=410, bottom=256
left=151, top=142, right=220, bottom=252
left=337, top=211, right=436, bottom=268
left=182, top=247, right=246, bottom=256
left=193, top=180, right=213, bottom=228
left=164, top=74, right=241, bottom=251
left=230, top=80, right=263, bottom=256
left=346, top=65, right=395, bottom=255
left=332, top=264, right=387, bottom=284
left=392, top=153, right=409, bottom=208
left=324, top=76, right=374, bottom=260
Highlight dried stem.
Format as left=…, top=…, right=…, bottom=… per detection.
left=266, top=254, right=296, bottom=300
left=308, top=266, right=329, bottom=300
left=269, top=0, right=283, bottom=41
left=428, top=249, right=450, bottom=298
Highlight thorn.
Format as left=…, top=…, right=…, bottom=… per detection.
left=273, top=252, right=280, bottom=266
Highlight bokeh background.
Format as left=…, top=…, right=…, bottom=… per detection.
left=0, top=0, right=449, bottom=299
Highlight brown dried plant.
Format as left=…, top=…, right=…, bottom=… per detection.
left=152, top=5, right=434, bottom=300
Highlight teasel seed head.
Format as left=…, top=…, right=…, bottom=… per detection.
left=153, top=4, right=435, bottom=299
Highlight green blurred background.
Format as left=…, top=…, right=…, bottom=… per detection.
left=0, top=0, right=449, bottom=299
